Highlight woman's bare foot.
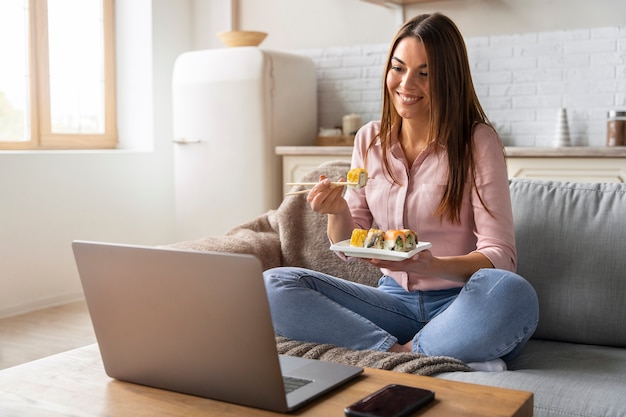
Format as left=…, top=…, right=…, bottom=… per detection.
left=388, top=340, right=413, bottom=353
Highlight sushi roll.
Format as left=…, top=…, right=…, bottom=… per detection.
left=364, top=228, right=385, bottom=249
left=383, top=230, right=406, bottom=251
left=402, top=229, right=418, bottom=251
left=349, top=229, right=368, bottom=247
left=346, top=168, right=368, bottom=189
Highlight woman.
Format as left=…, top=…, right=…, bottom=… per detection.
left=263, top=13, right=538, bottom=369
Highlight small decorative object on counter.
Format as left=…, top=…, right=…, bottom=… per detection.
left=606, top=110, right=626, bottom=147
left=553, top=108, right=571, bottom=147
left=318, top=127, right=343, bottom=137
left=216, top=31, right=267, bottom=47
left=316, top=127, right=354, bottom=146
left=342, top=113, right=362, bottom=136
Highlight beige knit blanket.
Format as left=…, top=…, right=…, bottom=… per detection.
left=168, top=161, right=382, bottom=286
left=276, top=336, right=470, bottom=375
left=169, top=161, right=470, bottom=376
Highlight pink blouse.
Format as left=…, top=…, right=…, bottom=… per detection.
left=342, top=121, right=516, bottom=291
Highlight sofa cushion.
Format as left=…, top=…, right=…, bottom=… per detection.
left=510, top=179, right=626, bottom=347
left=438, top=339, right=626, bottom=417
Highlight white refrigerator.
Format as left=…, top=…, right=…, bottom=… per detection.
left=172, top=47, right=317, bottom=241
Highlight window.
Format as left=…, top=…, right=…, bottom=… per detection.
left=0, top=0, right=116, bottom=150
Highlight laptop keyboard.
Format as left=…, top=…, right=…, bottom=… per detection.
left=283, top=376, right=313, bottom=393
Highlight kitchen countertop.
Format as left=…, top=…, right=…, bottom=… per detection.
left=276, top=146, right=626, bottom=158
left=276, top=146, right=353, bottom=155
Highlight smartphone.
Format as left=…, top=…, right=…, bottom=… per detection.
left=344, top=384, right=435, bottom=417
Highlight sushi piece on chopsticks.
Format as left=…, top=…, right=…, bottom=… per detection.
left=346, top=168, right=368, bottom=188
left=285, top=168, right=368, bottom=196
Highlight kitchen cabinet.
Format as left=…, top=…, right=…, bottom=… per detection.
left=505, top=147, right=626, bottom=183
left=277, top=146, right=353, bottom=195
left=276, top=146, right=626, bottom=195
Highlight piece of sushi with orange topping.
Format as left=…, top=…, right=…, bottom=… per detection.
left=383, top=230, right=407, bottom=251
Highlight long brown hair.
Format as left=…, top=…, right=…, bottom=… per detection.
left=372, top=13, right=492, bottom=223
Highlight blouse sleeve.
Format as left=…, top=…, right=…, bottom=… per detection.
left=471, top=124, right=517, bottom=272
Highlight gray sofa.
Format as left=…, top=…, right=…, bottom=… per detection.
left=171, top=160, right=626, bottom=417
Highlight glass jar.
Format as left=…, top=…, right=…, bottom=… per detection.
left=342, top=113, right=362, bottom=136
left=606, top=110, right=626, bottom=147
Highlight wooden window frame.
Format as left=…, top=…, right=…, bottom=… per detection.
left=0, top=0, right=117, bottom=150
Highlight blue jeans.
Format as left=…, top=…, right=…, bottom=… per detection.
left=263, top=267, right=539, bottom=363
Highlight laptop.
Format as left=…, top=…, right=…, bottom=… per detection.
left=72, top=241, right=363, bottom=413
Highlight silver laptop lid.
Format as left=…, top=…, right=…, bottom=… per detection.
left=72, top=241, right=290, bottom=411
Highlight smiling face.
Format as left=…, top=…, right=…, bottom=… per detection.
left=386, top=37, right=430, bottom=122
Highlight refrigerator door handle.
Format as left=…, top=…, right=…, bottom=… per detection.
left=173, top=138, right=204, bottom=144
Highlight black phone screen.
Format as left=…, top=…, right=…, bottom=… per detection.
left=344, top=384, right=435, bottom=417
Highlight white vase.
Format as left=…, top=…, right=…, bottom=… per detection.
left=554, top=108, right=571, bottom=147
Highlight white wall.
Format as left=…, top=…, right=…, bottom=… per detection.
left=299, top=26, right=626, bottom=147
left=2, top=0, right=624, bottom=317
left=201, top=0, right=626, bottom=50
left=0, top=0, right=193, bottom=318
left=201, top=1, right=626, bottom=147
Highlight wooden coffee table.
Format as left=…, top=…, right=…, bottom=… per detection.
left=0, top=344, right=532, bottom=417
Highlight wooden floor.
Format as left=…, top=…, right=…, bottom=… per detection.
left=0, top=300, right=96, bottom=370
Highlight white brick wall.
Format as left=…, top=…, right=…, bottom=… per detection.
left=296, top=25, right=626, bottom=147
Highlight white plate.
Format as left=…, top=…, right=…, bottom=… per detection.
left=330, top=240, right=432, bottom=261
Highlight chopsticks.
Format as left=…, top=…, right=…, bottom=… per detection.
left=285, top=181, right=358, bottom=187
left=284, top=189, right=313, bottom=196
left=284, top=181, right=358, bottom=197
left=285, top=169, right=369, bottom=197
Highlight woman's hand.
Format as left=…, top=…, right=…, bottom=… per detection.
left=307, top=175, right=355, bottom=244
left=368, top=250, right=435, bottom=276
left=307, top=176, right=348, bottom=215
left=368, top=250, right=493, bottom=283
